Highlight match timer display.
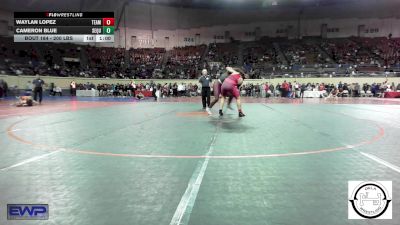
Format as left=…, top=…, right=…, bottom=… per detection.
left=14, top=12, right=115, bottom=43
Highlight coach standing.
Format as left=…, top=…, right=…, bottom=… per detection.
left=70, top=80, right=77, bottom=96
left=32, top=75, right=45, bottom=104
left=199, top=69, right=212, bottom=112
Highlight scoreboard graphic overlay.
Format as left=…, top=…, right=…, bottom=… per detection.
left=14, top=12, right=114, bottom=43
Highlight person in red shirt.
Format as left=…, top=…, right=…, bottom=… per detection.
left=219, top=67, right=245, bottom=117
left=264, top=82, right=270, bottom=98
left=281, top=80, right=289, bottom=97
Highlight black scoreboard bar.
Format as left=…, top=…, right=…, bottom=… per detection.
left=14, top=12, right=115, bottom=43
left=14, top=12, right=114, bottom=18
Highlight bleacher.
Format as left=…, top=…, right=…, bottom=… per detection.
left=1, top=36, right=399, bottom=79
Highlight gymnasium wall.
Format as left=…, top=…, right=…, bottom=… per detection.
left=114, top=0, right=400, bottom=49
left=121, top=1, right=400, bottom=30
left=1, top=1, right=400, bottom=49
left=1, top=75, right=399, bottom=90
left=118, top=17, right=400, bottom=49
left=0, top=9, right=13, bottom=36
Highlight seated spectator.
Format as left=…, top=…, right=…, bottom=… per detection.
left=326, top=88, right=339, bottom=99
left=136, top=91, right=145, bottom=100
left=13, top=96, right=38, bottom=107
left=53, top=86, right=62, bottom=96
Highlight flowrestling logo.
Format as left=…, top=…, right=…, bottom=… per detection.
left=348, top=181, right=392, bottom=219
left=7, top=204, right=49, bottom=220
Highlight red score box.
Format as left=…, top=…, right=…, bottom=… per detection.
left=102, top=18, right=114, bottom=26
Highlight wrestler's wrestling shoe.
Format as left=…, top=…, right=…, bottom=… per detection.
left=219, top=109, right=223, bottom=116
left=238, top=111, right=245, bottom=117
left=206, top=107, right=212, bottom=115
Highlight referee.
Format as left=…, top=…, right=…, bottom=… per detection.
left=32, top=75, right=45, bottom=104
left=199, top=69, right=212, bottom=113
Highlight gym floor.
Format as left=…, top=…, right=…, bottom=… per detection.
left=0, top=96, right=399, bottom=225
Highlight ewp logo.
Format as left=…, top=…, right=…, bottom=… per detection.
left=7, top=204, right=49, bottom=220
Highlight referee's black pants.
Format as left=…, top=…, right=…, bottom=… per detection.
left=201, top=87, right=211, bottom=109
left=33, top=87, right=43, bottom=103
